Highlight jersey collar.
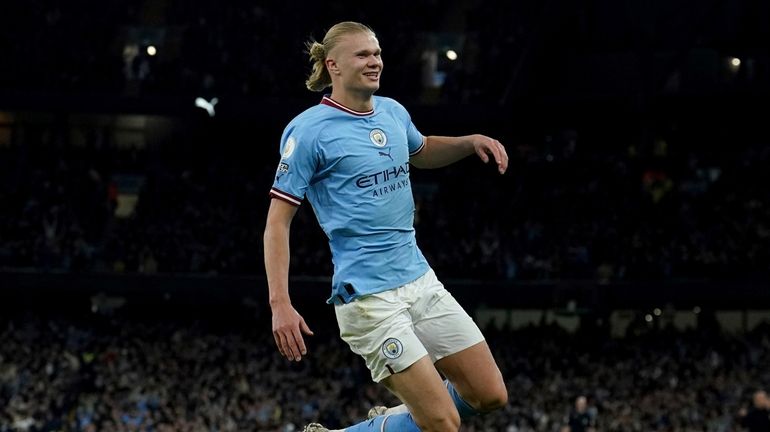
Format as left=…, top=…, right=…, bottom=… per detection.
left=320, top=95, right=374, bottom=116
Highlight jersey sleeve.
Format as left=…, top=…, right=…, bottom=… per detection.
left=391, top=99, right=425, bottom=156
left=269, top=125, right=318, bottom=206
left=406, top=118, right=425, bottom=156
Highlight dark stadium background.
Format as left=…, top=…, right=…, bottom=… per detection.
left=1, top=0, right=769, bottom=431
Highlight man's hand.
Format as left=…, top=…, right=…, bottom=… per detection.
left=271, top=302, right=314, bottom=361
left=471, top=134, right=508, bottom=174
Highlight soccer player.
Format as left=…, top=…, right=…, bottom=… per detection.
left=263, top=21, right=508, bottom=432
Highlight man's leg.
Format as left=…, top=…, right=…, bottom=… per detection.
left=380, top=356, right=460, bottom=431
left=366, top=343, right=507, bottom=421
left=314, top=280, right=466, bottom=432
left=305, top=356, right=459, bottom=432
left=434, top=341, right=507, bottom=415
left=367, top=272, right=509, bottom=420
left=410, top=269, right=507, bottom=416
left=366, top=379, right=473, bottom=420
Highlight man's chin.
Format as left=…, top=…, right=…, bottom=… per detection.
left=358, top=84, right=379, bottom=95
left=348, top=83, right=379, bottom=97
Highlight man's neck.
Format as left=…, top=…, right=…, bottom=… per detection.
left=328, top=90, right=374, bottom=112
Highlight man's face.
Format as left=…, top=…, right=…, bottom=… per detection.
left=327, top=32, right=383, bottom=95
left=754, top=391, right=769, bottom=409
left=575, top=396, right=587, bottom=412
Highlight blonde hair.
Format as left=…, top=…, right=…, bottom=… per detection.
left=305, top=21, right=376, bottom=92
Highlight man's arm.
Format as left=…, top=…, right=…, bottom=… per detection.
left=264, top=198, right=314, bottom=362
left=409, top=134, right=508, bottom=174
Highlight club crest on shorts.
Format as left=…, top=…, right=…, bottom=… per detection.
left=382, top=338, right=403, bottom=359
left=370, top=129, right=387, bottom=147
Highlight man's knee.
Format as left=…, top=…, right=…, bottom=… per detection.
left=414, top=409, right=461, bottom=432
left=475, top=380, right=508, bottom=413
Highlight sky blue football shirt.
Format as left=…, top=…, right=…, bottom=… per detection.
left=270, top=95, right=429, bottom=304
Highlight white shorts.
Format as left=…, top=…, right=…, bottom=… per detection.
left=334, top=268, right=485, bottom=383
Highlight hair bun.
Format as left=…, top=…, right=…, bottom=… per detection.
left=309, top=42, right=326, bottom=61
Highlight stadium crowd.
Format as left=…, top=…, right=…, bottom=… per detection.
left=1, top=124, right=768, bottom=282
left=1, top=312, right=769, bottom=432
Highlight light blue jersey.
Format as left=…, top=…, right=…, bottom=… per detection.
left=270, top=95, right=429, bottom=304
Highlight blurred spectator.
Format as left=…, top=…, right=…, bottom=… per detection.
left=738, top=390, right=770, bottom=432
left=566, top=395, right=597, bottom=432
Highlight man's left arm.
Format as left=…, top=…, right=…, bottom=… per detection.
left=409, top=134, right=508, bottom=174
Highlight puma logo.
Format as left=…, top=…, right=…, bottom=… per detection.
left=378, top=148, right=393, bottom=161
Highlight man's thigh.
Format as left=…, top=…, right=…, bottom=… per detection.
left=409, top=269, right=485, bottom=362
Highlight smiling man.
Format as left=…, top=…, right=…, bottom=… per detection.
left=264, top=21, right=509, bottom=432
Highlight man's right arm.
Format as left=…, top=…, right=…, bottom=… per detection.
left=264, top=198, right=314, bottom=362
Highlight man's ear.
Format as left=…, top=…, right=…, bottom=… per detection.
left=326, top=58, right=340, bottom=75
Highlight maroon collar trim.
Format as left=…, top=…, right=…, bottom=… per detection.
left=320, top=96, right=374, bottom=116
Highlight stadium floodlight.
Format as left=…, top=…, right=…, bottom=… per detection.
left=195, top=97, right=219, bottom=117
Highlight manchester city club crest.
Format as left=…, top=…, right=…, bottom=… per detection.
left=370, top=129, right=387, bottom=147
left=382, top=337, right=403, bottom=359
